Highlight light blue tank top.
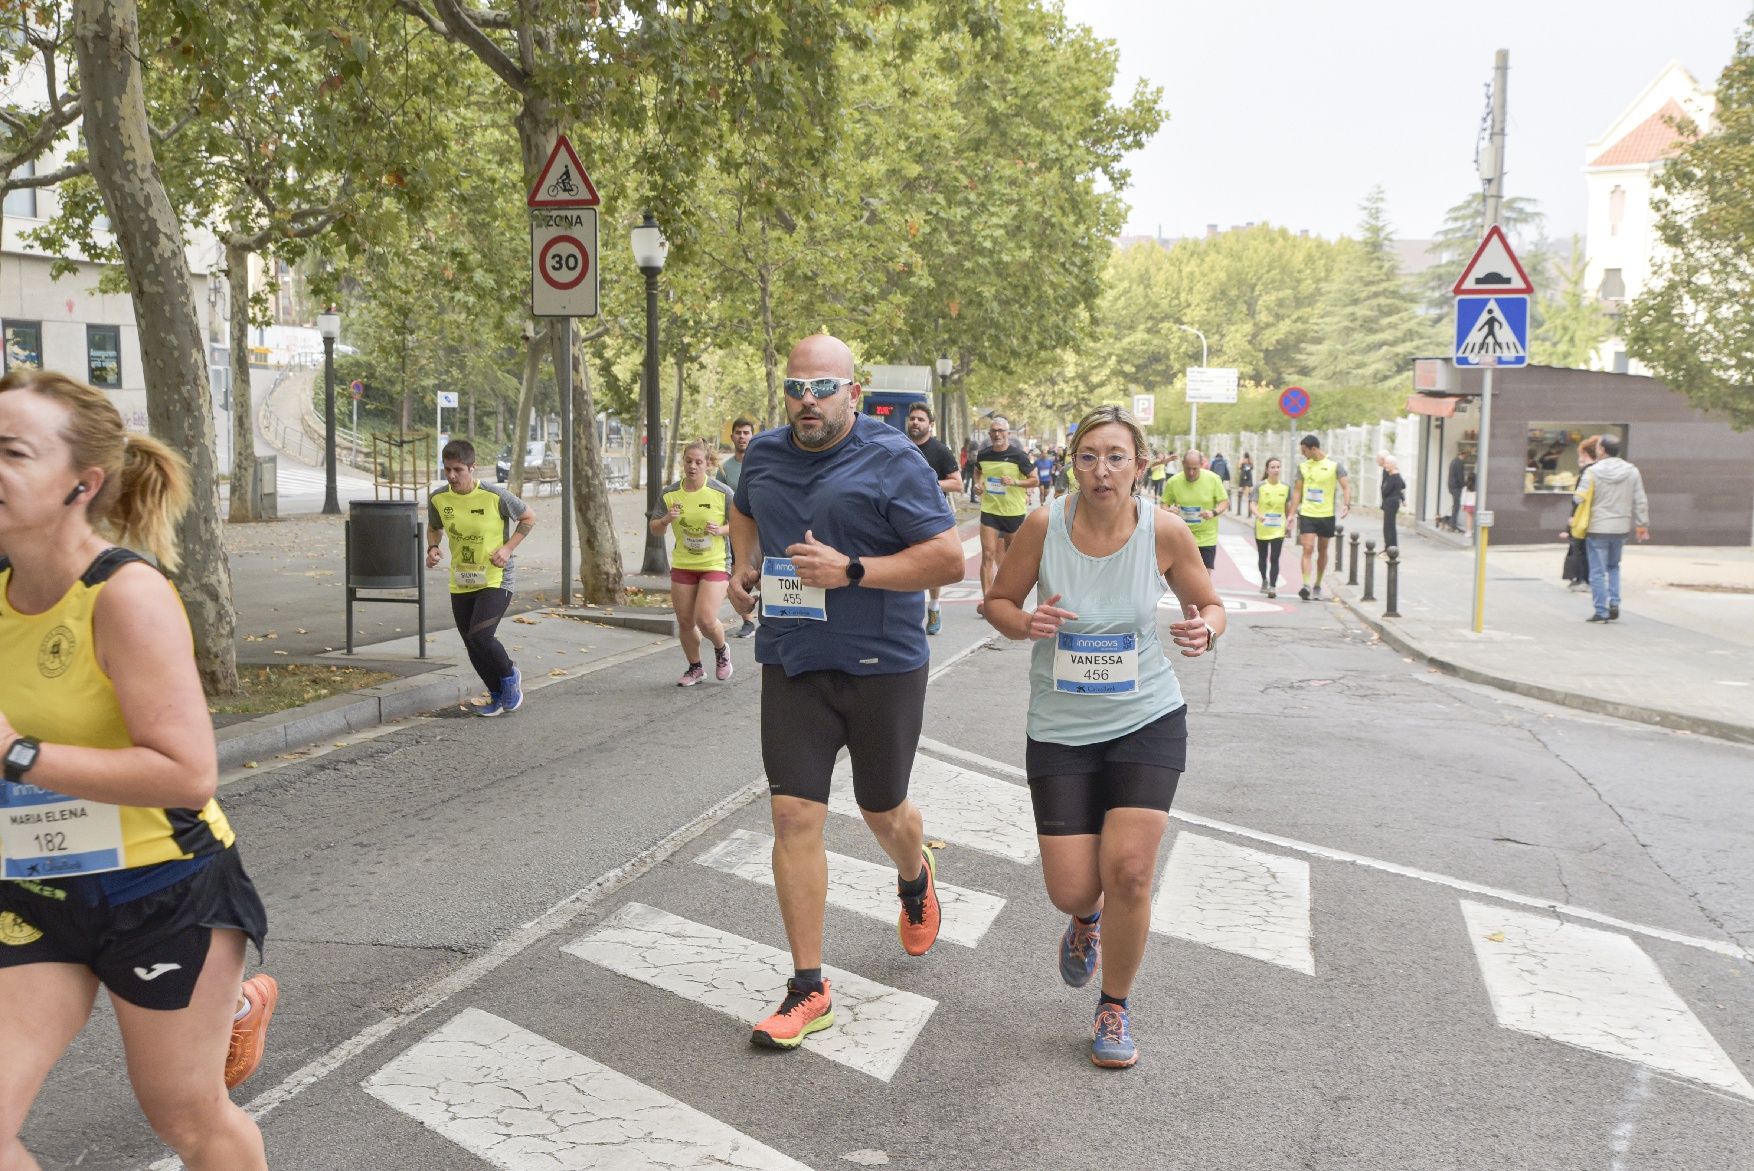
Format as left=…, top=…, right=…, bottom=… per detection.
left=1028, top=493, right=1184, bottom=745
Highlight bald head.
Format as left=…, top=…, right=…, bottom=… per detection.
left=787, top=333, right=855, bottom=380
left=1182, top=449, right=1205, bottom=479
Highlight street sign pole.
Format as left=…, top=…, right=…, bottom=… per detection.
left=1472, top=367, right=1494, bottom=632
left=559, top=316, right=573, bottom=608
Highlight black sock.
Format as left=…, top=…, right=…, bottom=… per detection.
left=898, top=866, right=928, bottom=898
left=1076, top=911, right=1101, bottom=925
left=792, top=968, right=823, bottom=992
left=1099, top=991, right=1128, bottom=1009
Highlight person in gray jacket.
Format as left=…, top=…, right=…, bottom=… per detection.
left=1573, top=434, right=1650, bottom=623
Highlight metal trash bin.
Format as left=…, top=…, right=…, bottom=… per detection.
left=253, top=455, right=277, bottom=520
left=344, top=500, right=426, bottom=656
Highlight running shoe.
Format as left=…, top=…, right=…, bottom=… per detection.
left=225, top=973, right=280, bottom=1090
left=1311, top=585, right=1324, bottom=600
left=500, top=668, right=524, bottom=712
left=1298, top=585, right=1310, bottom=601
left=1258, top=583, right=1268, bottom=596
left=1266, top=585, right=1276, bottom=599
left=736, top=619, right=757, bottom=639
left=751, top=979, right=834, bottom=1050
left=1058, top=916, right=1100, bottom=988
left=473, top=695, right=505, bottom=717
left=926, top=609, right=942, bottom=635
left=678, top=662, right=705, bottom=686
left=714, top=646, right=733, bottom=681
left=1091, top=1002, right=1137, bottom=1069
left=897, top=847, right=941, bottom=956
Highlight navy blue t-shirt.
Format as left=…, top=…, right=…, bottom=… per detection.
left=734, top=415, right=956, bottom=676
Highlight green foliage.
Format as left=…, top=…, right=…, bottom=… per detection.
left=1298, top=188, right=1435, bottom=391
left=1531, top=235, right=1612, bottom=368
left=1624, top=13, right=1754, bottom=429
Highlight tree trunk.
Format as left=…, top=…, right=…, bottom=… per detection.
left=74, top=0, right=238, bottom=694
left=509, top=329, right=544, bottom=499
left=564, top=326, right=625, bottom=605
left=758, top=260, right=779, bottom=428
left=225, top=236, right=257, bottom=523
left=666, top=347, right=685, bottom=483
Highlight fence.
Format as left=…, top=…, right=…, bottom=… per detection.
left=1185, top=416, right=1419, bottom=510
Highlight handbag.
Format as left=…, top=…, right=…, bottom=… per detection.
left=1569, top=475, right=1595, bottom=540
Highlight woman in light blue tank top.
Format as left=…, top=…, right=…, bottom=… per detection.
left=984, top=404, right=1226, bottom=1071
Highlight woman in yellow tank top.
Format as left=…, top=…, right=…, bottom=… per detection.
left=0, top=369, right=269, bottom=1170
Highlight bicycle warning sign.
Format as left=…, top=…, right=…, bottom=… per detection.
left=527, top=136, right=600, bottom=209
left=531, top=209, right=599, bottom=318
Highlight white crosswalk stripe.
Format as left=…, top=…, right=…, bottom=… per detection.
left=274, top=462, right=378, bottom=497
left=694, top=829, right=1007, bottom=948
left=1460, top=901, right=1754, bottom=1099
left=1152, top=831, right=1315, bottom=975
left=1218, top=531, right=1262, bottom=586
left=828, top=753, right=1039, bottom=864
left=564, top=902, right=936, bottom=1081
left=364, top=1008, right=814, bottom=1170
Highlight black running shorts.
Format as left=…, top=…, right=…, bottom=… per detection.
left=980, top=512, right=1025, bottom=535
left=1298, top=515, right=1337, bottom=539
left=762, top=664, right=928, bottom=812
left=1025, top=706, right=1187, bottom=836
left=0, top=847, right=267, bottom=1010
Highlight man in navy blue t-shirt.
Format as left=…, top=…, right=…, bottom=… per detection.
left=730, top=333, right=962, bottom=1052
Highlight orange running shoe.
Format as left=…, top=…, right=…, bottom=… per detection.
left=751, top=979, right=834, bottom=1050
left=897, top=847, right=941, bottom=956
left=225, top=973, right=280, bottom=1090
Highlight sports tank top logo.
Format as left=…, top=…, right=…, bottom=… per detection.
left=37, top=625, right=76, bottom=679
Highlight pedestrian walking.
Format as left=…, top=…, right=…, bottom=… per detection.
left=1574, top=434, right=1650, bottom=623
left=1210, top=451, right=1230, bottom=487
left=720, top=417, right=759, bottom=638
left=729, top=334, right=963, bottom=1051
left=1159, top=449, right=1228, bottom=570
left=1235, top=452, right=1254, bottom=513
left=1251, top=457, right=1289, bottom=598
left=904, top=401, right=964, bottom=635
left=1446, top=452, right=1467, bottom=531
left=426, top=439, right=535, bottom=715
left=1561, top=435, right=1600, bottom=591
left=983, top=403, right=1224, bottom=1069
left=1379, top=455, right=1405, bottom=550
left=1288, top=434, right=1351, bottom=600
left=0, top=369, right=272, bottom=1170
left=650, top=439, right=735, bottom=685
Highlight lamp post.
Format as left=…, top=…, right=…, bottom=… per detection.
left=935, top=354, right=953, bottom=444
left=631, top=213, right=670, bottom=575
left=1178, top=323, right=1207, bottom=446
left=317, top=306, right=341, bottom=515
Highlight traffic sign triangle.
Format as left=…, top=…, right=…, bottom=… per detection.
left=1452, top=224, right=1533, bottom=295
left=528, top=135, right=600, bottom=208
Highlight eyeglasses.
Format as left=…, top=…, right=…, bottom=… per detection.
left=782, top=377, right=853, bottom=400
left=1074, top=453, right=1138, bottom=470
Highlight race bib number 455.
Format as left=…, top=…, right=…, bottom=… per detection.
left=761, top=556, right=827, bottom=621
left=1053, top=632, right=1139, bottom=695
left=2, top=782, right=125, bottom=878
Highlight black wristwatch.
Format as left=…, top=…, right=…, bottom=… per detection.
left=4, top=736, right=41, bottom=783
left=845, top=556, right=865, bottom=586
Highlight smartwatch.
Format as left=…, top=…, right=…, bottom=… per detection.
left=4, top=736, right=41, bottom=783
left=845, top=556, right=865, bottom=586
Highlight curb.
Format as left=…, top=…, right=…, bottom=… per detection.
left=1331, top=587, right=1754, bottom=747
left=216, top=670, right=480, bottom=770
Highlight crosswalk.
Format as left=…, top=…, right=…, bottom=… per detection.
left=357, top=741, right=1752, bottom=1168
left=272, top=461, right=379, bottom=500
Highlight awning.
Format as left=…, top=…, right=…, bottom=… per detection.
left=1406, top=394, right=1464, bottom=418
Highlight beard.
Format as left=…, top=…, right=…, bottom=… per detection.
left=791, top=410, right=850, bottom=450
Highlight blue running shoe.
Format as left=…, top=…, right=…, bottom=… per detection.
left=1058, top=916, right=1099, bottom=988
left=925, top=609, right=942, bottom=635
left=1091, top=1002, right=1137, bottom=1069
left=473, top=693, right=505, bottom=717
left=499, top=668, right=523, bottom=712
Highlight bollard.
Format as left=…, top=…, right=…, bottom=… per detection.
left=1384, top=545, right=1401, bottom=617
left=1335, top=524, right=1346, bottom=577
left=1345, top=529, right=1359, bottom=584
left=1362, top=539, right=1378, bottom=601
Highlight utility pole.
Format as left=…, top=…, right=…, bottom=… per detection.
left=1471, top=48, right=1508, bottom=633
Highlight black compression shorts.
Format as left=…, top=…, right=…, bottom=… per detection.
left=981, top=512, right=1025, bottom=535
left=1298, top=515, right=1337, bottom=539
left=1025, top=706, right=1187, bottom=835
left=762, top=664, right=928, bottom=812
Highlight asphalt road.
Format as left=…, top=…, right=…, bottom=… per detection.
left=23, top=535, right=1754, bottom=1171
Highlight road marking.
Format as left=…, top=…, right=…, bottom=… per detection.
left=1461, top=901, right=1754, bottom=1099
left=1152, top=831, right=1314, bottom=974
left=829, top=753, right=1038, bottom=863
left=564, top=903, right=935, bottom=1082
left=1218, top=533, right=1262, bottom=586
left=961, top=534, right=981, bottom=559
left=364, top=1008, right=813, bottom=1170
left=912, top=738, right=1752, bottom=963
left=694, top=829, right=1006, bottom=948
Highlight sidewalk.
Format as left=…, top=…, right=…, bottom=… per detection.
left=1324, top=511, right=1754, bottom=744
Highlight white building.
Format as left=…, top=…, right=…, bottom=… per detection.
left=1581, top=61, right=1714, bottom=374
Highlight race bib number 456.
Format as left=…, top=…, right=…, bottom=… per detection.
left=1053, top=632, right=1139, bottom=695
left=760, top=556, right=827, bottom=620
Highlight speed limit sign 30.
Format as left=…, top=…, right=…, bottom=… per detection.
left=531, top=208, right=599, bottom=317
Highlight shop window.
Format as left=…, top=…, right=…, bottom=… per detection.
left=3, top=161, right=35, bottom=219
left=1524, top=423, right=1629, bottom=493
left=87, top=325, right=122, bottom=388
left=3, top=320, right=41, bottom=370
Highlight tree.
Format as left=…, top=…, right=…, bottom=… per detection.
left=1299, top=188, right=1432, bottom=391
left=1532, top=235, right=1612, bottom=369
left=1419, top=191, right=1549, bottom=315
left=1624, top=13, right=1754, bottom=428
left=72, top=0, right=237, bottom=691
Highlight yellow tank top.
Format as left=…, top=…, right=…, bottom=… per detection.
left=1298, top=458, right=1340, bottom=518
left=0, top=549, right=235, bottom=879
left=1255, top=481, right=1290, bottom=539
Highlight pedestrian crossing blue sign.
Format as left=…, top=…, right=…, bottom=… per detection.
left=1454, top=295, right=1529, bottom=368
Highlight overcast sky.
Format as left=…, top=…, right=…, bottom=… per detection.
left=1059, top=0, right=1748, bottom=244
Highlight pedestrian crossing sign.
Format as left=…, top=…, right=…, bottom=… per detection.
left=1454, top=295, right=1528, bottom=368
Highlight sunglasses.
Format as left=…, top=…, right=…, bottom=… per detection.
left=783, top=377, right=854, bottom=400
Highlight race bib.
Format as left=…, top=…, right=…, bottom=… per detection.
left=455, top=569, right=489, bottom=588
left=2, top=782, right=125, bottom=878
left=1179, top=505, right=1203, bottom=523
left=1263, top=511, right=1284, bottom=528
left=1053, top=632, right=1139, bottom=696
left=683, top=535, right=712, bottom=553
left=986, top=476, right=1007, bottom=496
left=1306, top=487, right=1326, bottom=505
left=760, top=556, right=827, bottom=620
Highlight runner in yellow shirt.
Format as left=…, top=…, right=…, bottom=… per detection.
left=1159, top=450, right=1228, bottom=570
left=1287, top=434, right=1351, bottom=601
left=975, top=416, right=1036, bottom=613
left=1251, top=457, right=1290, bottom=598
left=649, top=439, right=735, bottom=686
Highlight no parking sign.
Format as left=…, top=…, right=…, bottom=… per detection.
left=1279, top=385, right=1310, bottom=418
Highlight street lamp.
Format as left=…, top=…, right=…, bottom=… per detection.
left=935, top=354, right=954, bottom=447
left=317, top=306, right=341, bottom=515
left=630, top=213, right=670, bottom=575
left=1178, top=323, right=1207, bottom=446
